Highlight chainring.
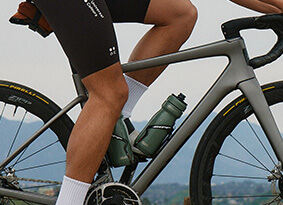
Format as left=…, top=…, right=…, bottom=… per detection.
left=84, top=182, right=142, bottom=205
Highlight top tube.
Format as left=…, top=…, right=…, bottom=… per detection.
left=122, top=38, right=245, bottom=73
left=121, top=13, right=283, bottom=74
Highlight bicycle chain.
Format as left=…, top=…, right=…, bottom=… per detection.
left=0, top=175, right=61, bottom=185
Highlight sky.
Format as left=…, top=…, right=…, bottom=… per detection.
left=1, top=0, right=282, bottom=123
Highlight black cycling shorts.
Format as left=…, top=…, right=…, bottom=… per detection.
left=33, top=0, right=151, bottom=78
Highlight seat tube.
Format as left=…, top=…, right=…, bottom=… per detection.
left=238, top=78, right=283, bottom=163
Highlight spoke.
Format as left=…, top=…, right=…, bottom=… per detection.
left=7, top=111, right=27, bottom=158
left=245, top=119, right=277, bottom=166
left=16, top=160, right=65, bottom=172
left=213, top=174, right=267, bottom=180
left=13, top=140, right=59, bottom=165
left=229, top=133, right=272, bottom=173
left=219, top=152, right=267, bottom=171
left=12, top=146, right=28, bottom=170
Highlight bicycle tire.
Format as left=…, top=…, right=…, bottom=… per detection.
left=0, top=80, right=74, bottom=204
left=190, top=81, right=283, bottom=205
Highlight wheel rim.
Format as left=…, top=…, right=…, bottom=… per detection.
left=206, top=103, right=283, bottom=204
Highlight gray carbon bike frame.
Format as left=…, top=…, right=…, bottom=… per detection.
left=0, top=37, right=282, bottom=204
left=125, top=37, right=283, bottom=195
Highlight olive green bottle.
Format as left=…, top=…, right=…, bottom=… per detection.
left=134, top=93, right=187, bottom=157
left=107, top=115, right=134, bottom=167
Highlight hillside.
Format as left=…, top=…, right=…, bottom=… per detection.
left=141, top=181, right=274, bottom=205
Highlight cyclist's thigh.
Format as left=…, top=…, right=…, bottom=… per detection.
left=106, top=0, right=151, bottom=23
left=142, top=0, right=197, bottom=25
left=33, top=0, right=119, bottom=79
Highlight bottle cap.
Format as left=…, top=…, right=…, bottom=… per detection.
left=177, top=93, right=186, bottom=102
left=166, top=93, right=187, bottom=111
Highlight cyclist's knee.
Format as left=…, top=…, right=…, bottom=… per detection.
left=163, top=1, right=198, bottom=44
left=172, top=1, right=198, bottom=38
left=109, top=80, right=129, bottom=112
left=90, top=79, right=128, bottom=114
left=176, top=1, right=198, bottom=22
left=146, top=0, right=198, bottom=41
left=82, top=63, right=129, bottom=116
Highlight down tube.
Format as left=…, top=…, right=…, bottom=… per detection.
left=131, top=68, right=238, bottom=195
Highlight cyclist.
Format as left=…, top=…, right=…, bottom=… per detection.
left=21, top=0, right=282, bottom=204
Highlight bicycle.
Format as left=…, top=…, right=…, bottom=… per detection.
left=0, top=13, right=282, bottom=205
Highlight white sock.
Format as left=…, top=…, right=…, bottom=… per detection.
left=56, top=175, right=91, bottom=205
left=122, top=75, right=148, bottom=119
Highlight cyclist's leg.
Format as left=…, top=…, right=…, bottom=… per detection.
left=56, top=66, right=128, bottom=205
left=230, top=0, right=283, bottom=13
left=66, top=63, right=128, bottom=183
left=126, top=0, right=198, bottom=86
left=32, top=0, right=128, bottom=204
left=260, top=0, right=283, bottom=11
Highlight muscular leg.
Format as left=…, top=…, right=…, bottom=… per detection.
left=56, top=62, right=128, bottom=205
left=32, top=0, right=128, bottom=184
left=126, top=0, right=198, bottom=86
left=32, top=0, right=128, bottom=204
left=66, top=62, right=128, bottom=183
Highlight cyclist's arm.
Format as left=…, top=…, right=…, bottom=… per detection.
left=230, top=0, right=283, bottom=13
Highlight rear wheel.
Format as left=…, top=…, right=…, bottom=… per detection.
left=190, top=81, right=283, bottom=205
left=0, top=81, right=74, bottom=204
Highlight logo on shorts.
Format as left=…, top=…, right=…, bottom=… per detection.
left=84, top=0, right=104, bottom=18
left=109, top=46, right=117, bottom=56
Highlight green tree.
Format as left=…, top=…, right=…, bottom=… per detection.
left=142, top=197, right=151, bottom=205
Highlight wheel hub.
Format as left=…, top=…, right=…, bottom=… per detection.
left=0, top=168, right=20, bottom=190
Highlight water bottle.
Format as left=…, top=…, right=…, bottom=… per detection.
left=107, top=115, right=134, bottom=167
left=134, top=93, right=187, bottom=157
